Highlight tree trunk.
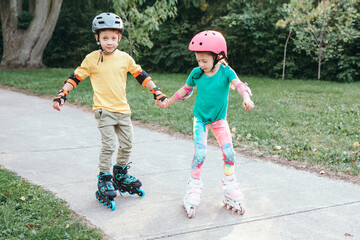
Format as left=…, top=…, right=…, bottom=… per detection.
left=282, top=29, right=292, bottom=80
left=318, top=23, right=326, bottom=80
left=0, top=0, right=63, bottom=69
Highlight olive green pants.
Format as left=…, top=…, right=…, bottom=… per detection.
left=94, top=108, right=133, bottom=173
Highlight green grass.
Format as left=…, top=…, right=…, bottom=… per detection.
left=0, top=68, right=359, bottom=177
left=0, top=168, right=104, bottom=240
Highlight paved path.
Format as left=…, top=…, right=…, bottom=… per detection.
left=0, top=88, right=360, bottom=240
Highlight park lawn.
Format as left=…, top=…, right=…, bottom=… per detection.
left=0, top=168, right=104, bottom=239
left=0, top=68, right=359, bottom=178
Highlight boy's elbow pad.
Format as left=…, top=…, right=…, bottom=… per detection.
left=64, top=73, right=82, bottom=88
left=132, top=69, right=151, bottom=87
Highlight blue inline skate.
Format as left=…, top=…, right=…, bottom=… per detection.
left=95, top=172, right=117, bottom=210
left=113, top=163, right=145, bottom=197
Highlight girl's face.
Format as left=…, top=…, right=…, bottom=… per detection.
left=97, top=29, right=121, bottom=53
left=195, top=52, right=215, bottom=73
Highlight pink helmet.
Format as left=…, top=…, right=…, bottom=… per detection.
left=188, top=30, right=227, bottom=57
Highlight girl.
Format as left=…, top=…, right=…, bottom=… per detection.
left=157, top=30, right=254, bottom=218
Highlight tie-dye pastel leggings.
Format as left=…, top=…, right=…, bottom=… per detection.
left=191, top=117, right=235, bottom=180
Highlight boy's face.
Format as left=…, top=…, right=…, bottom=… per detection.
left=195, top=52, right=215, bottom=73
left=96, top=29, right=121, bottom=53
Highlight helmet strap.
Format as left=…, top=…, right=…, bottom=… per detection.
left=211, top=54, right=225, bottom=70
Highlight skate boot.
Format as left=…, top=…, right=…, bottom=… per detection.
left=113, top=163, right=145, bottom=197
left=222, top=175, right=245, bottom=215
left=183, top=178, right=203, bottom=218
left=95, top=172, right=117, bottom=211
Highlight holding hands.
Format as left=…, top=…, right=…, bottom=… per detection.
left=156, top=98, right=170, bottom=109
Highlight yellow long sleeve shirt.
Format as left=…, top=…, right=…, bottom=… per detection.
left=74, top=49, right=141, bottom=114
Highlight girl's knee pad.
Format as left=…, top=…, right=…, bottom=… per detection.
left=222, top=143, right=235, bottom=163
left=193, top=144, right=207, bottom=167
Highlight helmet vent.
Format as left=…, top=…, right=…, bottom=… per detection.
left=98, top=21, right=105, bottom=24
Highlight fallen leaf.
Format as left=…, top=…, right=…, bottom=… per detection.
left=274, top=146, right=282, bottom=150
left=231, top=127, right=237, bottom=133
left=344, top=233, right=353, bottom=237
left=66, top=224, right=70, bottom=228
left=353, top=142, right=360, bottom=148
left=26, top=224, right=40, bottom=228
left=4, top=192, right=9, bottom=196
left=236, top=135, right=242, bottom=141
left=57, top=212, right=61, bottom=216
left=20, top=196, right=26, bottom=201
left=26, top=224, right=34, bottom=228
left=160, top=116, right=164, bottom=121
left=319, top=170, right=325, bottom=175
left=312, top=148, right=318, bottom=152
left=246, top=133, right=251, bottom=138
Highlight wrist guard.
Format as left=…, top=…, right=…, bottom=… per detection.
left=154, top=92, right=167, bottom=101
left=53, top=88, right=68, bottom=104
left=151, top=86, right=167, bottom=101
left=53, top=95, right=67, bottom=104
left=235, top=82, right=252, bottom=98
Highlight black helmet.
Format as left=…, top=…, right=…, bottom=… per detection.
left=92, top=12, right=124, bottom=33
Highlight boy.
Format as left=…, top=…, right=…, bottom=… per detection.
left=52, top=12, right=166, bottom=210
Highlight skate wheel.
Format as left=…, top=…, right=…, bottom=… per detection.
left=238, top=203, right=245, bottom=215
left=187, top=207, right=195, bottom=218
left=137, top=189, right=145, bottom=197
left=110, top=200, right=116, bottom=211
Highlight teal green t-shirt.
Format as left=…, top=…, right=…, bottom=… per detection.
left=186, top=64, right=237, bottom=123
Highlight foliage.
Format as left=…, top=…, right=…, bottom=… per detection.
left=113, top=0, right=177, bottom=57
left=1, top=69, right=359, bottom=176
left=277, top=0, right=360, bottom=80
left=211, top=2, right=286, bottom=76
left=2, top=0, right=358, bottom=81
left=43, top=0, right=115, bottom=68
left=136, top=0, right=231, bottom=73
left=0, top=168, right=104, bottom=239
left=17, top=11, right=34, bottom=29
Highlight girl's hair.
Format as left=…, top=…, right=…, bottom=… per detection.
left=192, top=51, right=229, bottom=79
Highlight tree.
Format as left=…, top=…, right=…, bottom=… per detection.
left=277, top=0, right=359, bottom=80
left=112, top=0, right=177, bottom=57
left=0, top=0, right=63, bottom=68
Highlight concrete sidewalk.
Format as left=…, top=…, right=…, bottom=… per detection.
left=0, top=88, right=359, bottom=240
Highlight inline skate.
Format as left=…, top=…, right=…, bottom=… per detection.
left=222, top=175, right=245, bottom=215
left=113, top=163, right=145, bottom=197
left=95, top=172, right=117, bottom=211
left=183, top=178, right=203, bottom=218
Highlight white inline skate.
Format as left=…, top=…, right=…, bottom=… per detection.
left=222, top=175, right=245, bottom=215
left=183, top=178, right=203, bottom=218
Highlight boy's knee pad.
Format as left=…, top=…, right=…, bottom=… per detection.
left=222, top=143, right=235, bottom=163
